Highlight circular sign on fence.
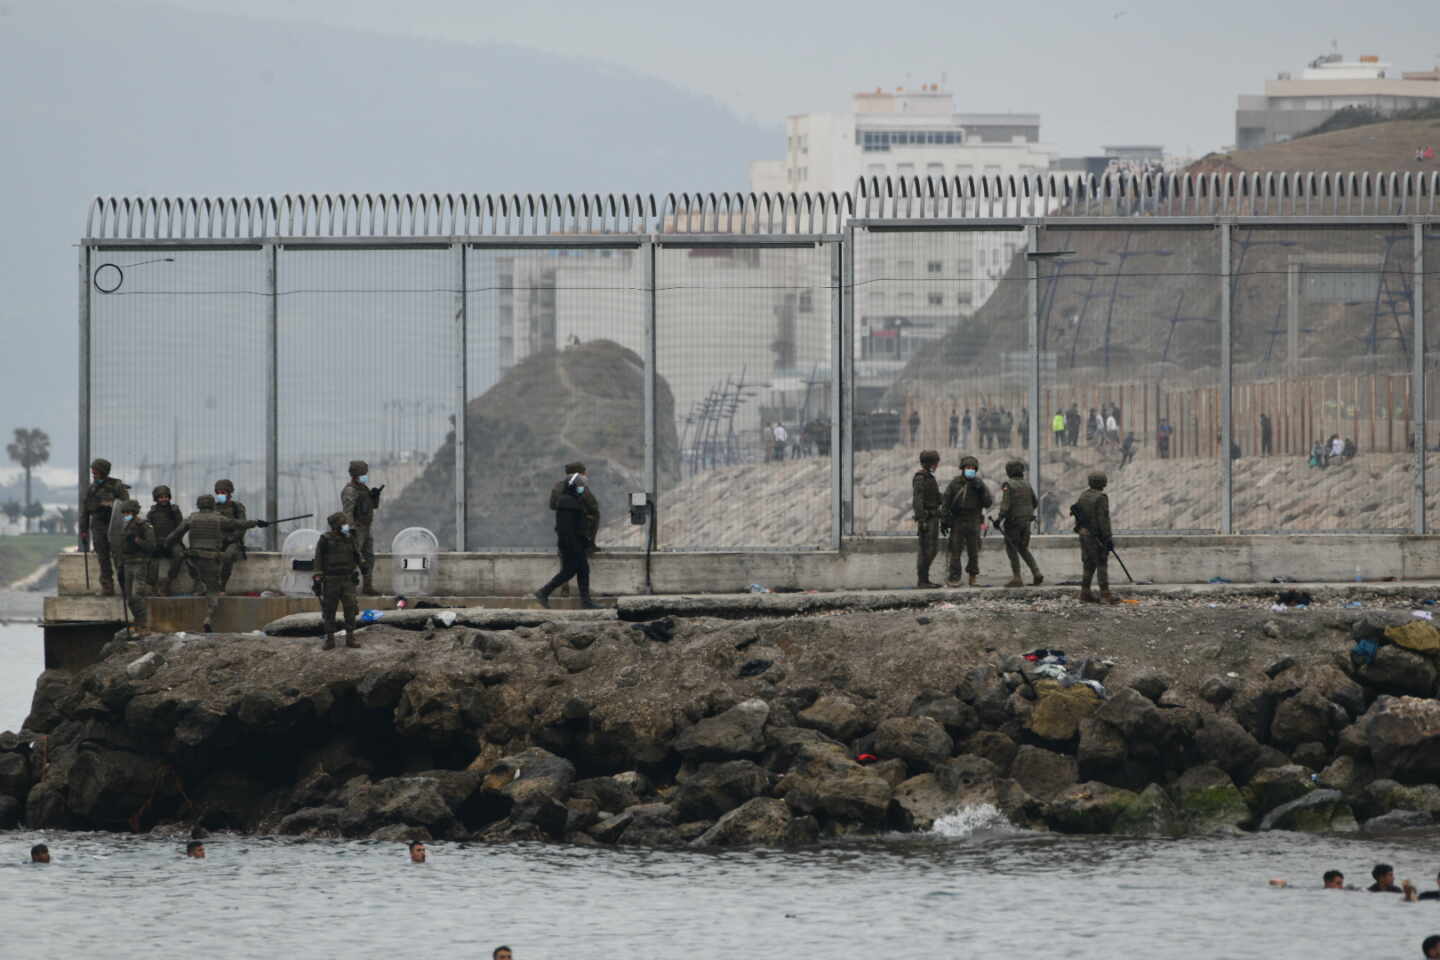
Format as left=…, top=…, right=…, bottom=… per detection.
left=93, top=263, right=124, bottom=294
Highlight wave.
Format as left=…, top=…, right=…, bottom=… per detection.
left=928, top=804, right=1016, bottom=840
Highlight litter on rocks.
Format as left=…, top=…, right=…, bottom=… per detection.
left=1413, top=610, right=1435, bottom=620
left=748, top=583, right=770, bottom=594
left=1208, top=577, right=1232, bottom=584
left=360, top=609, right=384, bottom=624
left=431, top=611, right=457, bottom=628
left=1344, top=601, right=1364, bottom=609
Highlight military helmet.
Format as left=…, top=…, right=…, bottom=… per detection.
left=119, top=499, right=141, bottom=515
left=564, top=461, right=586, bottom=475
left=919, top=449, right=940, bottom=467
left=959, top=455, right=980, bottom=470
left=348, top=460, right=369, bottom=477
left=153, top=484, right=172, bottom=500
left=196, top=494, right=216, bottom=509
left=327, top=511, right=348, bottom=530
left=1005, top=459, right=1026, bottom=478
left=1088, top=471, right=1108, bottom=490
left=214, top=478, right=235, bottom=494
left=90, top=458, right=111, bottom=475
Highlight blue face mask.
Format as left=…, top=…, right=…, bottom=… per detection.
left=341, top=524, right=351, bottom=535
left=121, top=515, right=133, bottom=525
left=576, top=486, right=585, bottom=495
left=358, top=475, right=369, bottom=485
left=215, top=493, right=228, bottom=505
left=963, top=469, right=977, bottom=479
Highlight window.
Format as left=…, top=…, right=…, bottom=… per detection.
left=897, top=259, right=916, bottom=275
left=992, top=249, right=1001, bottom=266
left=957, top=258, right=974, bottom=274
left=897, top=292, right=916, bottom=304
left=926, top=260, right=943, bottom=273
left=957, top=288, right=973, bottom=305
left=927, top=293, right=944, bottom=306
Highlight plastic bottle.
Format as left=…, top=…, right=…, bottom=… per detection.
left=360, top=609, right=383, bottom=624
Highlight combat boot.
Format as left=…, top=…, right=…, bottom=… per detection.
left=581, top=598, right=600, bottom=610
left=968, top=574, right=977, bottom=587
left=1100, top=591, right=1120, bottom=605
left=101, top=581, right=115, bottom=597
left=361, top=577, right=379, bottom=597
left=534, top=589, right=551, bottom=609
left=1079, top=588, right=1099, bottom=604
left=322, top=633, right=336, bottom=651
left=345, top=631, right=362, bottom=649
left=1032, top=573, right=1045, bottom=586
left=1004, top=575, right=1024, bottom=588
left=918, top=580, right=942, bottom=589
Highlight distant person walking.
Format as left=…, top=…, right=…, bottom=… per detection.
left=1119, top=432, right=1136, bottom=470
left=1156, top=418, right=1173, bottom=459
left=948, top=409, right=959, bottom=448
left=962, top=408, right=972, bottom=449
left=1052, top=410, right=1066, bottom=448
left=772, top=422, right=788, bottom=462
left=908, top=409, right=921, bottom=445
left=1260, top=412, right=1273, bottom=456
left=534, top=472, right=598, bottom=610
left=1019, top=407, right=1030, bottom=451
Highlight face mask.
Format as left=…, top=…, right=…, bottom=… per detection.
left=157, top=499, right=169, bottom=505
left=358, top=475, right=369, bottom=485
left=122, top=515, right=133, bottom=525
left=341, top=524, right=351, bottom=534
left=576, top=486, right=586, bottom=495
left=963, top=469, right=977, bottom=479
left=215, top=493, right=228, bottom=504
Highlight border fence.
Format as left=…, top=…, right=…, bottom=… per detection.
left=79, top=172, right=1440, bottom=553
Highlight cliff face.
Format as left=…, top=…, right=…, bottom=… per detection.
left=380, top=339, right=680, bottom=549
left=6, top=592, right=1440, bottom=845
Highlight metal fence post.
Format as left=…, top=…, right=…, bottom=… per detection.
left=643, top=236, right=658, bottom=539
left=830, top=238, right=843, bottom=550
left=1026, top=224, right=1041, bottom=492
left=455, top=243, right=468, bottom=551
left=1219, top=222, right=1233, bottom=535
left=265, top=243, right=279, bottom=551
left=841, top=223, right=856, bottom=537
left=78, top=244, right=91, bottom=546
left=1416, top=222, right=1427, bottom=535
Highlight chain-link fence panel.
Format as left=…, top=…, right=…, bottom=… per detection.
left=467, top=245, right=650, bottom=552
left=1233, top=226, right=1414, bottom=534
left=850, top=227, right=1028, bottom=539
left=276, top=247, right=459, bottom=548
left=1037, top=226, right=1221, bottom=533
left=88, top=247, right=268, bottom=536
left=650, top=242, right=834, bottom=550
left=1426, top=227, right=1440, bottom=533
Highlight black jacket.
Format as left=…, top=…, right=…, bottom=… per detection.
left=554, top=490, right=589, bottom=549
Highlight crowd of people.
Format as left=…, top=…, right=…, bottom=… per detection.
left=939, top=406, right=1029, bottom=450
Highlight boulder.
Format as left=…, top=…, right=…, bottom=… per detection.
left=909, top=694, right=979, bottom=740
left=671, top=761, right=769, bottom=822
left=1361, top=809, right=1435, bottom=832
left=0, top=795, right=21, bottom=829
left=1199, top=676, right=1236, bottom=705
left=24, top=670, right=76, bottom=733
left=1364, top=696, right=1440, bottom=784
left=674, top=699, right=769, bottom=759
left=1077, top=717, right=1130, bottom=786
left=1173, top=765, right=1250, bottom=833
left=1364, top=780, right=1440, bottom=818
left=1046, top=781, right=1149, bottom=834
left=872, top=717, right=953, bottom=773
left=486, top=747, right=576, bottom=799
left=68, top=749, right=181, bottom=830
left=1317, top=755, right=1372, bottom=794
left=1362, top=647, right=1438, bottom=698
left=1116, top=783, right=1180, bottom=837
left=571, top=776, right=641, bottom=814
left=695, top=797, right=796, bottom=848
left=1242, top=764, right=1315, bottom=814
left=778, top=742, right=893, bottom=825
left=1095, top=689, right=1174, bottom=762
left=888, top=759, right=1001, bottom=832
left=1266, top=664, right=1364, bottom=720
left=1009, top=746, right=1078, bottom=801
left=618, top=802, right=681, bottom=847
left=1270, top=689, right=1345, bottom=748
left=1291, top=742, right=1331, bottom=771
left=1130, top=672, right=1172, bottom=704
left=1025, top=680, right=1101, bottom=742
left=1195, top=718, right=1264, bottom=783
left=797, top=696, right=863, bottom=741
left=0, top=751, right=32, bottom=799
left=565, top=797, right=601, bottom=835
left=589, top=811, right=633, bottom=843
left=1258, top=789, right=1357, bottom=832
left=337, top=777, right=463, bottom=839
left=959, top=731, right=1018, bottom=775
left=868, top=758, right=909, bottom=788
left=276, top=806, right=344, bottom=836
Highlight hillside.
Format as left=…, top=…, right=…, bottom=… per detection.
left=1201, top=117, right=1440, bottom=174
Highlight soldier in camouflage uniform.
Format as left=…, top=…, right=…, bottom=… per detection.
left=340, top=460, right=381, bottom=595
left=165, top=494, right=265, bottom=631
left=312, top=511, right=362, bottom=650
left=146, top=485, right=186, bottom=595
left=1072, top=470, right=1119, bottom=604
left=212, top=478, right=248, bottom=592
left=996, top=459, right=1043, bottom=588
left=912, top=450, right=942, bottom=588
left=941, top=454, right=992, bottom=586
left=80, top=458, right=129, bottom=595
left=116, top=499, right=155, bottom=628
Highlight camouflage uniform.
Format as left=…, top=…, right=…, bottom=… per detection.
left=340, top=460, right=378, bottom=595
left=313, top=512, right=361, bottom=650
left=213, top=479, right=248, bottom=592
left=942, top=455, right=992, bottom=585
left=116, top=500, right=155, bottom=628
left=146, top=485, right=186, bottom=595
left=912, top=450, right=942, bottom=587
left=1072, top=471, right=1117, bottom=604
left=997, top=460, right=1042, bottom=587
left=80, top=458, right=128, bottom=595
left=166, top=494, right=261, bottom=630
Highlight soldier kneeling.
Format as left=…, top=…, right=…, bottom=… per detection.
left=313, top=512, right=362, bottom=651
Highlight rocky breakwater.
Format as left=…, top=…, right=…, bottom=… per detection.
left=8, top=599, right=1440, bottom=847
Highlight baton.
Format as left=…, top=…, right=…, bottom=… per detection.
left=1109, top=544, right=1135, bottom=584
left=267, top=513, right=315, bottom=525
left=83, top=541, right=91, bottom=592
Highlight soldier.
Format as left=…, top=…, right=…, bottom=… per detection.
left=534, top=472, right=599, bottom=609
left=80, top=458, right=128, bottom=595
left=341, top=461, right=383, bottom=596
left=116, top=499, right=155, bottom=629
left=1072, top=470, right=1119, bottom=604
left=941, top=454, right=992, bottom=587
left=212, top=479, right=248, bottom=592
left=165, top=494, right=266, bottom=632
left=995, top=459, right=1043, bottom=588
left=912, top=450, right=942, bottom=589
left=312, top=512, right=362, bottom=651
left=146, top=485, right=186, bottom=596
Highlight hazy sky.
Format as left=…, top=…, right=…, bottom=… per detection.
left=161, top=0, right=1439, bottom=156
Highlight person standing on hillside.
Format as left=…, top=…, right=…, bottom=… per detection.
left=1066, top=403, right=1081, bottom=446
left=942, top=454, right=992, bottom=587
left=1019, top=407, right=1030, bottom=451
left=912, top=450, right=943, bottom=589
left=996, top=459, right=1042, bottom=588
left=212, top=478, right=247, bottom=592
left=772, top=422, right=788, bottom=462
left=340, top=460, right=382, bottom=596
left=948, top=410, right=959, bottom=448
left=962, top=408, right=973, bottom=449
left=1157, top=418, right=1173, bottom=459
left=80, top=458, right=128, bottom=596
left=1052, top=410, right=1067, bottom=448
left=146, top=485, right=186, bottom=596
left=312, top=511, right=362, bottom=650
left=908, top=409, right=921, bottom=445
left=1071, top=471, right=1118, bottom=604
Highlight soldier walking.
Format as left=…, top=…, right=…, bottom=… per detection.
left=312, top=512, right=362, bottom=650
left=996, top=459, right=1043, bottom=588
left=213, top=479, right=248, bottom=592
left=116, top=499, right=155, bottom=629
left=147, top=485, right=186, bottom=596
left=1072, top=470, right=1119, bottom=604
left=534, top=471, right=599, bottom=609
left=912, top=450, right=942, bottom=588
left=165, top=494, right=265, bottom=632
left=80, top=458, right=128, bottom=595
left=341, top=460, right=382, bottom=596
left=942, top=454, right=992, bottom=587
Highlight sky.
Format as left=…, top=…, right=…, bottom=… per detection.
left=1, top=0, right=1437, bottom=476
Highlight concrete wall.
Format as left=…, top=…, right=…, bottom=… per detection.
left=54, top=534, right=1440, bottom=599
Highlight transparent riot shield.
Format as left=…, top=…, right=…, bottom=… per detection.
left=280, top=528, right=321, bottom=597
left=390, top=526, right=439, bottom=597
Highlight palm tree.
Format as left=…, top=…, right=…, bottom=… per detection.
left=7, top=428, right=51, bottom=533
